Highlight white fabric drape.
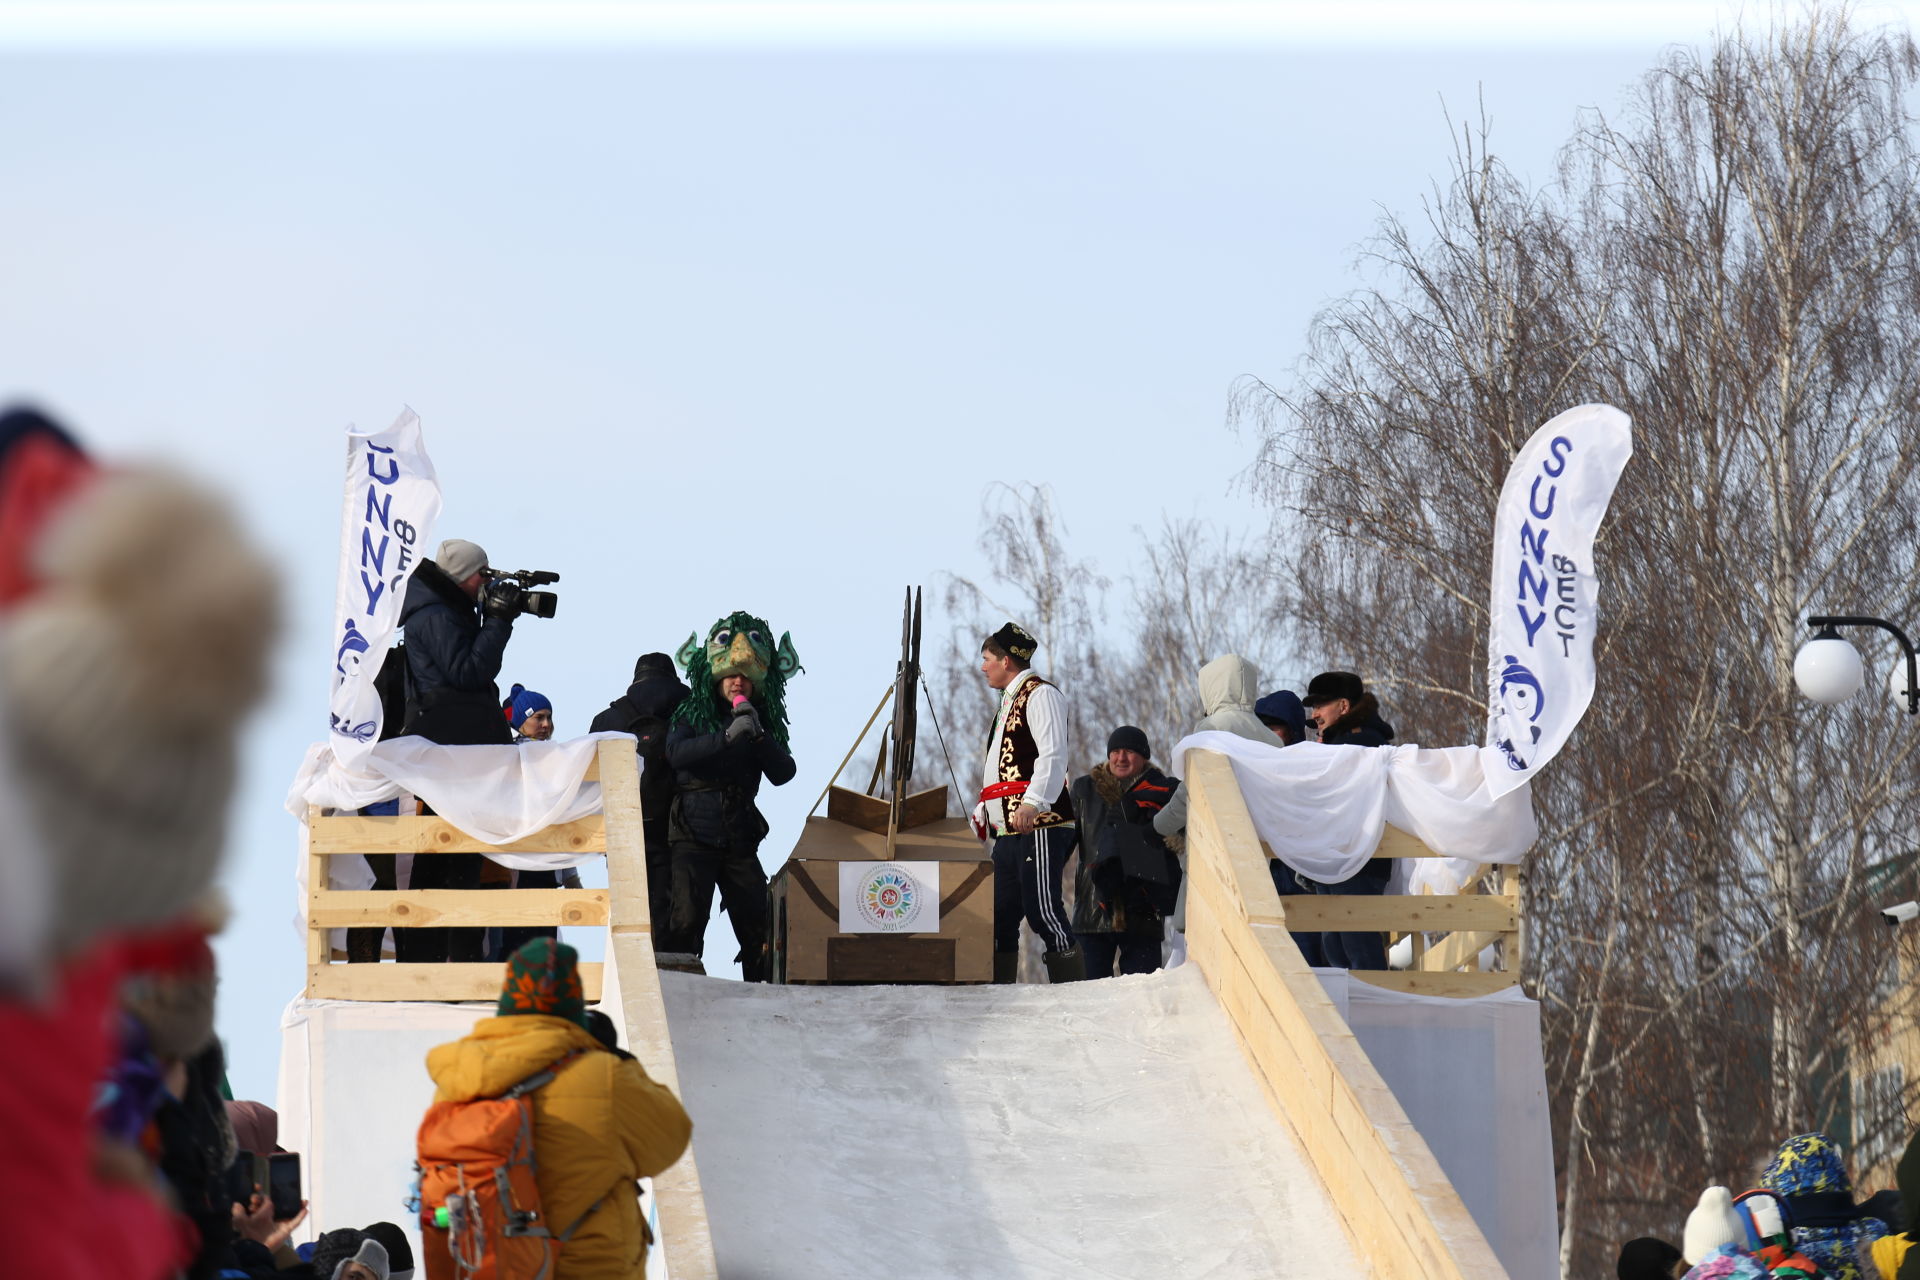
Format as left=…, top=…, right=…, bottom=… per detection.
left=1167, top=732, right=1536, bottom=883
left=287, top=732, right=629, bottom=868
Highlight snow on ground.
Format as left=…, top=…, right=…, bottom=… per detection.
left=660, top=963, right=1358, bottom=1279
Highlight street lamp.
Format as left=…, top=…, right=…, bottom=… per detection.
left=1793, top=615, right=1920, bottom=714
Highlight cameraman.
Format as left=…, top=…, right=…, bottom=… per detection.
left=397, top=538, right=515, bottom=962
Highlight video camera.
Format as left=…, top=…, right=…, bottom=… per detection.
left=481, top=568, right=560, bottom=620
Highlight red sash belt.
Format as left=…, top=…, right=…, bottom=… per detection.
left=979, top=780, right=1028, bottom=803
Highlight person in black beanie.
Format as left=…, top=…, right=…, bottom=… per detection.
left=591, top=653, right=691, bottom=941
left=361, top=1223, right=413, bottom=1280
left=1069, top=726, right=1181, bottom=977
left=1615, top=1236, right=1684, bottom=1279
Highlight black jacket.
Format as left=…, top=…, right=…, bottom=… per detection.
left=664, top=705, right=796, bottom=850
left=1318, top=693, right=1395, bottom=884
left=399, top=559, right=513, bottom=746
left=1070, top=763, right=1181, bottom=935
left=1318, top=693, right=1395, bottom=748
left=590, top=655, right=691, bottom=830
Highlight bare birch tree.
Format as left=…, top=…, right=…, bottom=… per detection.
left=1239, top=12, right=1920, bottom=1273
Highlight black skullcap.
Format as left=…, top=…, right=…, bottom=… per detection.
left=1106, top=725, right=1151, bottom=759
left=1616, top=1237, right=1682, bottom=1280
left=987, top=622, right=1038, bottom=661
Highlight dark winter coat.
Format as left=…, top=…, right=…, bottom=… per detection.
left=1311, top=693, right=1396, bottom=886
left=1070, top=763, right=1181, bottom=935
left=1318, top=693, right=1395, bottom=748
left=590, top=655, right=690, bottom=830
left=399, top=558, right=513, bottom=745
left=664, top=703, right=796, bottom=851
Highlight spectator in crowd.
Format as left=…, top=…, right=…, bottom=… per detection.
left=361, top=1224, right=413, bottom=1280
left=1151, top=655, right=1283, bottom=950
left=1070, top=726, right=1181, bottom=978
left=1731, top=1189, right=1822, bottom=1279
left=1253, top=689, right=1307, bottom=746
left=1252, top=687, right=1323, bottom=965
left=505, top=682, right=554, bottom=742
left=1617, top=1236, right=1685, bottom=1279
left=591, top=653, right=692, bottom=940
left=423, top=939, right=692, bottom=1279
left=1867, top=1127, right=1920, bottom=1278
left=974, top=622, right=1082, bottom=984
left=0, top=408, right=276, bottom=1280
left=661, top=614, right=800, bottom=981
left=226, top=1100, right=285, bottom=1157
left=398, top=538, right=516, bottom=962
left=310, top=1228, right=388, bottom=1280
left=1682, top=1186, right=1765, bottom=1279
left=492, top=683, right=578, bottom=960
left=1299, top=670, right=1397, bottom=970
left=1757, top=1132, right=1890, bottom=1280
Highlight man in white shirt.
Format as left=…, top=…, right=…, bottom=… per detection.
left=974, top=622, right=1084, bottom=984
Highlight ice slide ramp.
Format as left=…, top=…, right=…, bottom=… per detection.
left=289, top=745, right=1540, bottom=1279
left=643, top=750, right=1531, bottom=1280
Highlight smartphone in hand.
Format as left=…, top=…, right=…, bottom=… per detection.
left=267, top=1152, right=302, bottom=1221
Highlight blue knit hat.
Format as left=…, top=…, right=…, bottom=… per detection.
left=1254, top=689, right=1307, bottom=742
left=504, top=683, right=551, bottom=730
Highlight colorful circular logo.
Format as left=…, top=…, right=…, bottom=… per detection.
left=857, top=864, right=923, bottom=932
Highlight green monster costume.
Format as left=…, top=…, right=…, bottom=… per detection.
left=671, top=611, right=802, bottom=744
left=659, top=611, right=802, bottom=981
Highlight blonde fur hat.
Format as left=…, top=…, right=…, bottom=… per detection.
left=0, top=468, right=278, bottom=957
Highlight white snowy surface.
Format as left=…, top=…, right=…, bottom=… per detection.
left=659, top=965, right=1359, bottom=1280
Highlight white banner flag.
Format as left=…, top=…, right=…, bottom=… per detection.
left=327, top=408, right=441, bottom=766
left=1482, top=404, right=1632, bottom=798
left=838, top=861, right=942, bottom=934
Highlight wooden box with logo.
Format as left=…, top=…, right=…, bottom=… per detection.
left=768, top=787, right=994, bottom=985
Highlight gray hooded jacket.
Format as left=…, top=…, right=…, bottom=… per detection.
left=1152, top=654, right=1278, bottom=840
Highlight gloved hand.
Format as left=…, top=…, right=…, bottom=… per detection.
left=480, top=579, right=518, bottom=619
left=724, top=701, right=764, bottom=745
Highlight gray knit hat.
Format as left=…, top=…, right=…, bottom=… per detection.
left=435, top=538, right=488, bottom=581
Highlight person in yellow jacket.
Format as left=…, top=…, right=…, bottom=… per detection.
left=425, top=938, right=692, bottom=1278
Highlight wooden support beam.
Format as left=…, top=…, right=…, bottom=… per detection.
left=1277, top=894, right=1517, bottom=933
left=306, top=961, right=604, bottom=1002
left=309, top=889, right=609, bottom=929
left=309, top=814, right=606, bottom=856
left=1349, top=970, right=1518, bottom=998
left=1417, top=930, right=1502, bottom=973
left=1181, top=749, right=1509, bottom=1280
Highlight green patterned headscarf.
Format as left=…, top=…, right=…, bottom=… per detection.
left=496, top=937, right=588, bottom=1028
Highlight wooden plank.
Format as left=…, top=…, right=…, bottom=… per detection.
left=309, top=889, right=608, bottom=929
left=1418, top=930, right=1501, bottom=973
left=1181, top=749, right=1509, bottom=1280
left=1349, top=969, right=1518, bottom=997
left=305, top=807, right=327, bottom=996
left=310, top=814, right=607, bottom=856
left=307, top=962, right=603, bottom=1002
left=1502, top=866, right=1525, bottom=974
left=1276, top=893, right=1517, bottom=933
left=1372, top=826, right=1449, bottom=858
left=599, top=739, right=651, bottom=934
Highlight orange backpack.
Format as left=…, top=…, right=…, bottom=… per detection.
left=416, top=1051, right=605, bottom=1280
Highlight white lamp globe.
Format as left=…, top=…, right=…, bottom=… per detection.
left=1891, top=658, right=1918, bottom=712
left=1794, top=635, right=1864, bottom=704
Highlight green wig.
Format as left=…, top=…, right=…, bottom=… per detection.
left=672, top=610, right=802, bottom=747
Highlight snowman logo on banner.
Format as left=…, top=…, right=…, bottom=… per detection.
left=1494, top=655, right=1545, bottom=771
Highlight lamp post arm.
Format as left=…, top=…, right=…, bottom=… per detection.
left=1808, top=615, right=1920, bottom=714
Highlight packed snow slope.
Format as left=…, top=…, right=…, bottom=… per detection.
left=659, top=964, right=1359, bottom=1280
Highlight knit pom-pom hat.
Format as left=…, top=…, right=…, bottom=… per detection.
left=1685, top=1186, right=1747, bottom=1264
left=0, top=466, right=279, bottom=956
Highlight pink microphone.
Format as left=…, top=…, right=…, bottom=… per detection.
left=732, top=695, right=748, bottom=709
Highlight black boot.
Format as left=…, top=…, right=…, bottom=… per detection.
left=993, top=951, right=1018, bottom=984
left=1043, top=947, right=1087, bottom=984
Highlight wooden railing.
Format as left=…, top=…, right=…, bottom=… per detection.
left=1274, top=826, right=1524, bottom=997
left=1183, top=748, right=1511, bottom=1280
left=300, top=740, right=720, bottom=1280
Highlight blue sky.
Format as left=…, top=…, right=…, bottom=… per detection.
left=0, top=2, right=1865, bottom=1104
